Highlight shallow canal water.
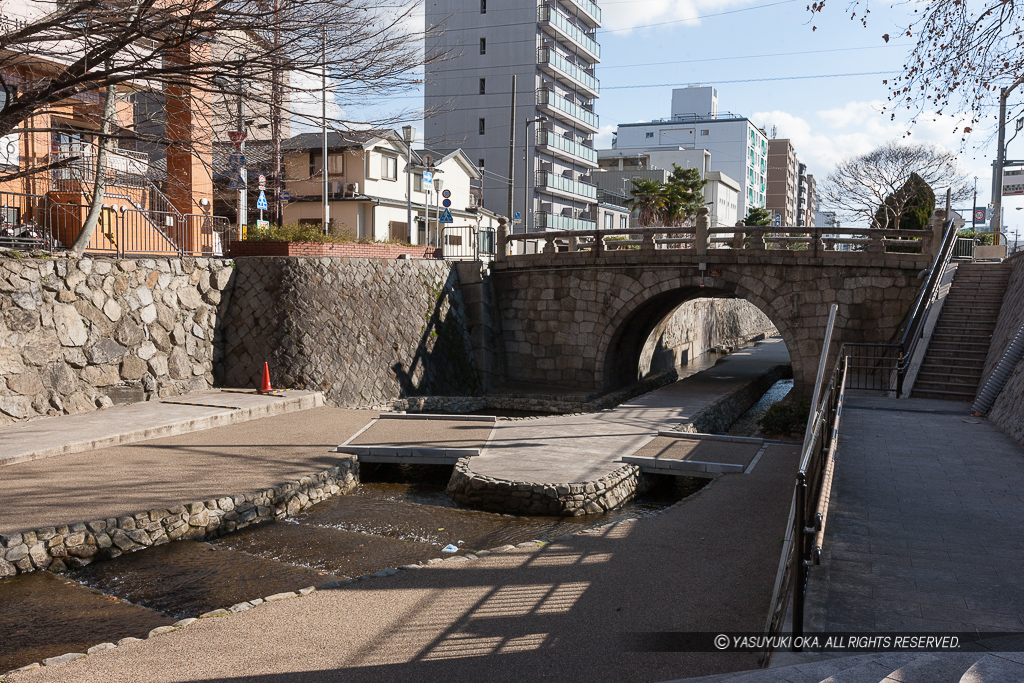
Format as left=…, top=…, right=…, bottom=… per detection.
left=0, top=465, right=705, bottom=672
left=725, top=379, right=794, bottom=437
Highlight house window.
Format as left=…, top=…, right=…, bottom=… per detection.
left=414, top=173, right=423, bottom=192
left=479, top=118, right=486, bottom=135
left=479, top=78, right=486, bottom=95
left=645, top=132, right=653, bottom=139
left=700, top=129, right=709, bottom=136
left=480, top=37, right=486, bottom=54
left=478, top=158, right=485, bottom=170
left=481, top=0, right=486, bottom=12
left=382, top=154, right=398, bottom=180
left=604, top=212, right=613, bottom=230
left=620, top=215, right=627, bottom=230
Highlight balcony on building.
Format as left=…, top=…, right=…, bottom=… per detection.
left=536, top=89, right=598, bottom=134
left=535, top=170, right=597, bottom=201
left=536, top=129, right=598, bottom=168
left=535, top=210, right=596, bottom=231
left=537, top=5, right=600, bottom=63
left=537, top=47, right=599, bottom=99
left=555, top=0, right=600, bottom=29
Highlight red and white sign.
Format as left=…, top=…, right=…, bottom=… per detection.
left=258, top=174, right=266, bottom=189
left=227, top=131, right=247, bottom=150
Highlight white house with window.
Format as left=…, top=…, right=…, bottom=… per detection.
left=280, top=131, right=489, bottom=247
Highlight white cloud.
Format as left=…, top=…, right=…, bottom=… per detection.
left=288, top=69, right=347, bottom=134
left=594, top=124, right=616, bottom=150
left=603, top=0, right=758, bottom=34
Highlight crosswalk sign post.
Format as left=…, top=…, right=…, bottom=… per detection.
left=439, top=208, right=454, bottom=224
left=257, top=190, right=268, bottom=222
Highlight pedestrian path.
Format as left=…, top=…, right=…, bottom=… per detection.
left=473, top=339, right=791, bottom=484
left=0, top=389, right=323, bottom=467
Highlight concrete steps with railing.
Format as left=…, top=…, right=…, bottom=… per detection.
left=668, top=651, right=1024, bottom=682
left=911, top=262, right=1010, bottom=401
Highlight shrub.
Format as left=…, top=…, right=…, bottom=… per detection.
left=758, top=400, right=810, bottom=437
left=244, top=222, right=350, bottom=244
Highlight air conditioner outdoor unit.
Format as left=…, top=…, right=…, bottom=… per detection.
left=346, top=182, right=359, bottom=196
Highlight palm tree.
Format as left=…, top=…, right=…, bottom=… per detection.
left=623, top=178, right=666, bottom=227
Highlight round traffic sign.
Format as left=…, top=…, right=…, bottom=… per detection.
left=442, top=189, right=451, bottom=199
left=974, top=209, right=986, bottom=222
left=442, top=199, right=451, bottom=208
left=422, top=154, right=433, bottom=168
left=258, top=174, right=266, bottom=189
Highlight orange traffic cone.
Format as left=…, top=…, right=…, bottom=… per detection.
left=259, top=362, right=273, bottom=394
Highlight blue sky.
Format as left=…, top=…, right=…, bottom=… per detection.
left=338, top=0, right=1024, bottom=233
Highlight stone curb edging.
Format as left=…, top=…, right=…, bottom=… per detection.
left=0, top=459, right=358, bottom=578
left=384, top=370, right=681, bottom=419
left=446, top=459, right=646, bottom=516
left=673, top=364, right=793, bottom=435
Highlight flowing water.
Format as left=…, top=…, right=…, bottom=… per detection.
left=725, top=379, right=794, bottom=437
left=0, top=464, right=706, bottom=672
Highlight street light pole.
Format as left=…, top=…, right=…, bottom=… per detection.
left=402, top=125, right=415, bottom=244
left=434, top=178, right=443, bottom=247
left=321, top=25, right=329, bottom=235
left=991, top=74, right=1024, bottom=246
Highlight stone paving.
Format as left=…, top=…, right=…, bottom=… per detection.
left=473, top=339, right=792, bottom=484
left=793, top=395, right=1024, bottom=649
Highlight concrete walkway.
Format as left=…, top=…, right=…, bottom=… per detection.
left=0, top=389, right=323, bottom=467
left=5, top=443, right=802, bottom=683
left=803, top=395, right=1024, bottom=635
left=0, top=407, right=378, bottom=533
left=474, top=339, right=791, bottom=483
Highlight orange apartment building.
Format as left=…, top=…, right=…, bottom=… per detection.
left=0, top=37, right=221, bottom=256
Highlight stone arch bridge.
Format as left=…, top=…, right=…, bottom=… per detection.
left=491, top=219, right=940, bottom=396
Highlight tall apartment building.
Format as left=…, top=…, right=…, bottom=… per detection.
left=425, top=0, right=602, bottom=232
left=766, top=138, right=798, bottom=226
left=609, top=85, right=768, bottom=218
left=797, top=165, right=817, bottom=227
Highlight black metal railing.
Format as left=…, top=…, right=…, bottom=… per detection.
left=844, top=342, right=901, bottom=392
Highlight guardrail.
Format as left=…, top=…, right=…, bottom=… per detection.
left=440, top=224, right=496, bottom=261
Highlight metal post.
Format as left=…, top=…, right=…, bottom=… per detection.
left=992, top=75, right=1024, bottom=247
left=972, top=176, right=978, bottom=232
left=793, top=476, right=806, bottom=647
left=321, top=25, right=329, bottom=235
left=506, top=75, right=517, bottom=229
left=524, top=118, right=529, bottom=233
left=271, top=0, right=282, bottom=226
left=403, top=126, right=415, bottom=245
left=236, top=61, right=247, bottom=234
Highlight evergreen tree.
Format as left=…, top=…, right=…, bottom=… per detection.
left=744, top=207, right=773, bottom=226
left=873, top=172, right=936, bottom=231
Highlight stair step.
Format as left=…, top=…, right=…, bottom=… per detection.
left=821, top=653, right=921, bottom=682
left=912, top=390, right=975, bottom=400
left=914, top=381, right=980, bottom=392
left=882, top=653, right=990, bottom=683
left=959, top=653, right=1024, bottom=682
left=917, top=372, right=983, bottom=382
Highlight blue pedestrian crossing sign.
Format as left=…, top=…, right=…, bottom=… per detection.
left=439, top=208, right=454, bottom=224
left=256, top=190, right=268, bottom=211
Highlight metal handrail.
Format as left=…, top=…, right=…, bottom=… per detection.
left=896, top=219, right=957, bottom=384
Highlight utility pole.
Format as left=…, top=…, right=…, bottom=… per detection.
left=972, top=176, right=978, bottom=231
left=506, top=74, right=516, bottom=231
left=236, top=58, right=247, bottom=234
left=321, top=25, right=329, bottom=234
left=271, top=0, right=282, bottom=226
left=991, top=75, right=1024, bottom=246
left=403, top=126, right=415, bottom=244
left=524, top=115, right=547, bottom=232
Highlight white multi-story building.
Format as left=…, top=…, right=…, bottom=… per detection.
left=609, top=85, right=769, bottom=218
left=425, top=0, right=601, bottom=232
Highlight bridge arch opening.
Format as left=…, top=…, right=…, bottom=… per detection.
left=600, top=286, right=793, bottom=392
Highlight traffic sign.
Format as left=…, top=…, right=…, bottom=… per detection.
left=258, top=174, right=266, bottom=189
left=442, top=189, right=451, bottom=199
left=439, top=208, right=454, bottom=224
left=422, top=154, right=433, bottom=169
left=256, top=220, right=270, bottom=229
left=227, top=131, right=247, bottom=150
left=974, top=208, right=987, bottom=222
left=422, top=171, right=433, bottom=186
left=256, top=190, right=268, bottom=211
left=442, top=198, right=451, bottom=208
left=514, top=212, right=521, bottom=220
left=280, top=190, right=290, bottom=202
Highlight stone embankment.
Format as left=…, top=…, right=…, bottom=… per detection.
left=447, top=461, right=643, bottom=516
left=0, top=256, right=232, bottom=424
left=981, top=251, right=1024, bottom=445
left=0, top=460, right=357, bottom=578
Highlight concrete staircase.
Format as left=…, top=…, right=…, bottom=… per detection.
left=911, top=262, right=1010, bottom=401
left=672, top=650, right=1024, bottom=682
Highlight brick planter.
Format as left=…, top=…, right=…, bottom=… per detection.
left=227, top=241, right=442, bottom=259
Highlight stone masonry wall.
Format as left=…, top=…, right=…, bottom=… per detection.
left=220, top=257, right=480, bottom=406
left=639, top=298, right=777, bottom=376
left=0, top=256, right=233, bottom=424
left=981, top=252, right=1024, bottom=446
left=0, top=461, right=357, bottom=577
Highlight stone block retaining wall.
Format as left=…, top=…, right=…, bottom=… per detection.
left=0, top=460, right=357, bottom=577
left=221, top=257, right=481, bottom=407
left=639, top=299, right=777, bottom=376
left=447, top=460, right=644, bottom=516
left=226, top=241, right=442, bottom=260
left=982, top=252, right=1024, bottom=445
left=0, top=256, right=233, bottom=424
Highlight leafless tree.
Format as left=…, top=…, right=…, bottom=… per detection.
left=820, top=141, right=971, bottom=228
left=809, top=0, right=1023, bottom=136
left=0, top=0, right=435, bottom=251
